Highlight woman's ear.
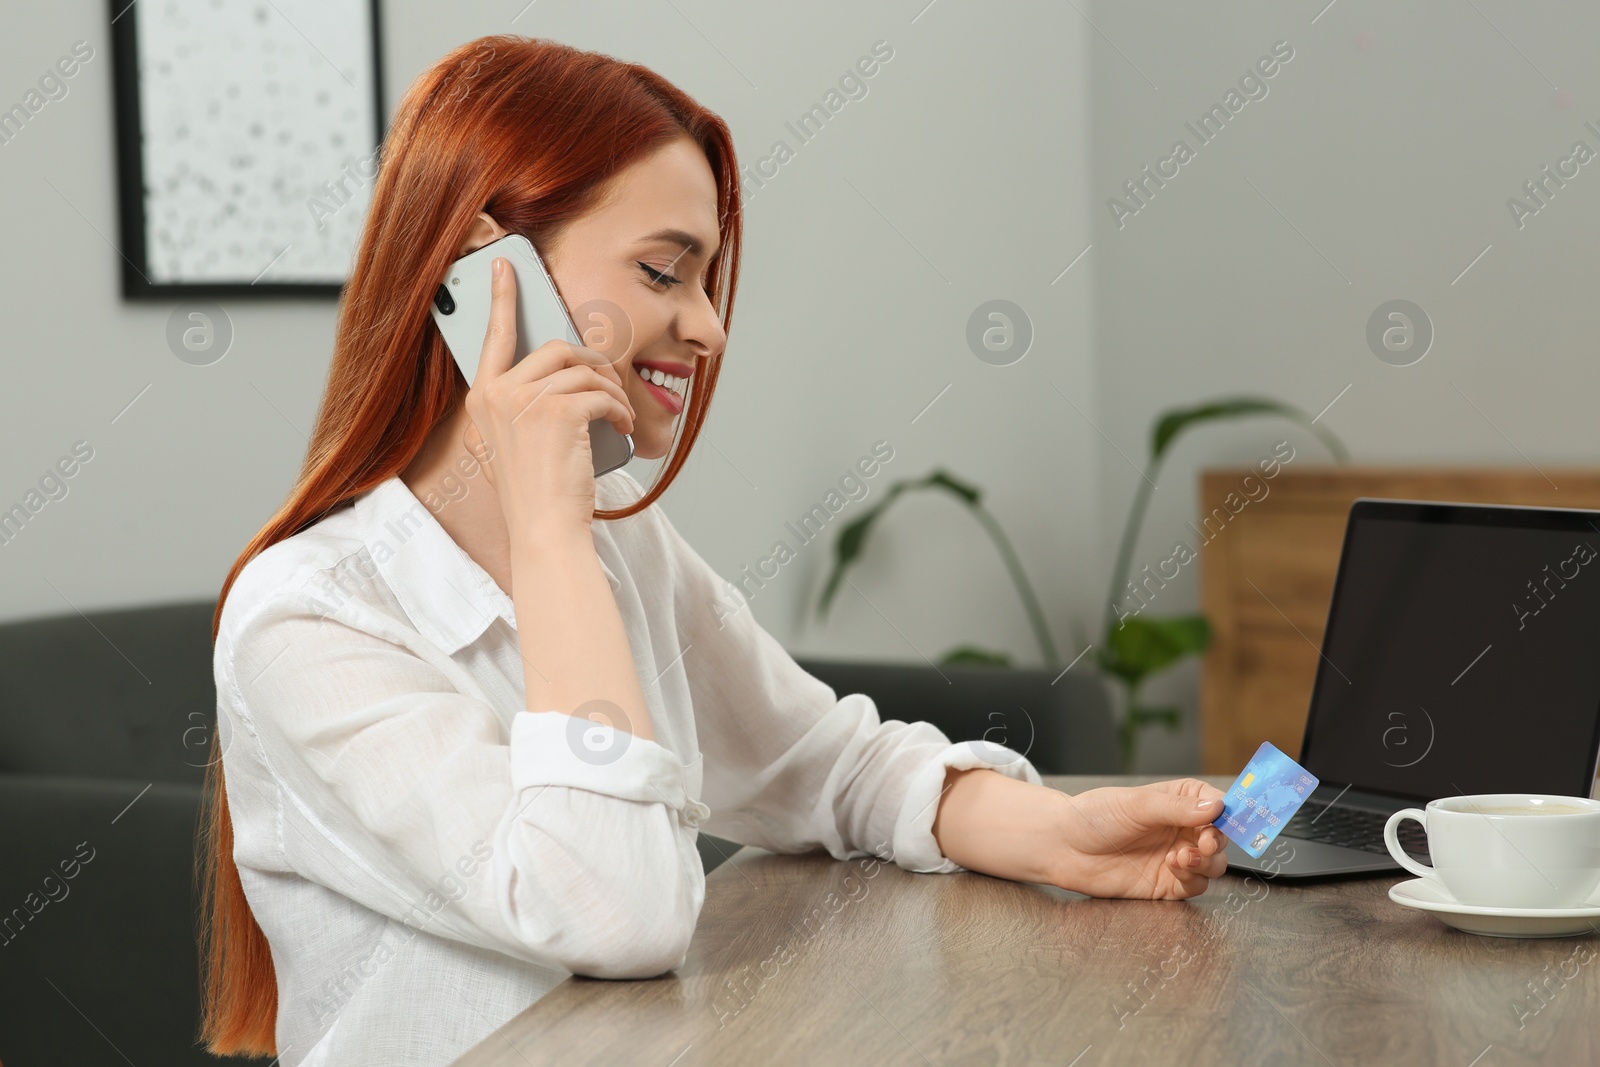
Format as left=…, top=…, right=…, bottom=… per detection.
left=457, top=212, right=509, bottom=256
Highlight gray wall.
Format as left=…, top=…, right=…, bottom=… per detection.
left=1088, top=1, right=1600, bottom=770
left=5, top=1, right=1595, bottom=772
left=0, top=3, right=1098, bottom=730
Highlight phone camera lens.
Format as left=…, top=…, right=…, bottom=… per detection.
left=434, top=284, right=456, bottom=315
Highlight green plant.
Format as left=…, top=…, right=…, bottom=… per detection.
left=812, top=395, right=1348, bottom=773
left=1099, top=397, right=1348, bottom=771
left=815, top=470, right=1060, bottom=669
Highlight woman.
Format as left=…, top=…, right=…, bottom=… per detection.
left=197, top=35, right=1229, bottom=1067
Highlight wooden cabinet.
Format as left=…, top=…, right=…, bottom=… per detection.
left=1198, top=467, right=1600, bottom=774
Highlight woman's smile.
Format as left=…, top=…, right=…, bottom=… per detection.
left=631, top=358, right=693, bottom=415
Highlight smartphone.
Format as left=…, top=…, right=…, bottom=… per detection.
left=429, top=233, right=634, bottom=478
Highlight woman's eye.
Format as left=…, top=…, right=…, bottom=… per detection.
left=637, top=262, right=682, bottom=288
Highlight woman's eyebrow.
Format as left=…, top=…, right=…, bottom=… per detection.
left=636, top=227, right=720, bottom=263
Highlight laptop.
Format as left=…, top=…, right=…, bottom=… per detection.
left=1225, top=498, right=1600, bottom=879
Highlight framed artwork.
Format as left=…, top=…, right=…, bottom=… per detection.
left=109, top=0, right=385, bottom=298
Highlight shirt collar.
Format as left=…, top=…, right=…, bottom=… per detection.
left=351, top=476, right=622, bottom=656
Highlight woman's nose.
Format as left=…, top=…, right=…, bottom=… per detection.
left=686, top=286, right=728, bottom=358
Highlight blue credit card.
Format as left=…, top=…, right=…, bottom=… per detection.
left=1213, top=741, right=1320, bottom=858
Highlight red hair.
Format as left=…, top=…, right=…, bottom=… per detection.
left=195, top=36, right=742, bottom=1055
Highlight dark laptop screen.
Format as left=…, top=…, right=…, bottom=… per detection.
left=1299, top=501, right=1600, bottom=802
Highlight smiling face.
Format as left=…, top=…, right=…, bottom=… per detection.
left=537, top=135, right=727, bottom=461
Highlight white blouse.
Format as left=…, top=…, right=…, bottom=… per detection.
left=213, top=467, right=1040, bottom=1067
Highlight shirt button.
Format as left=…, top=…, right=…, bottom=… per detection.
left=683, top=800, right=711, bottom=827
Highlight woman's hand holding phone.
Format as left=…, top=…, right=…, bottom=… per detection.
left=464, top=256, right=656, bottom=741
left=461, top=257, right=636, bottom=538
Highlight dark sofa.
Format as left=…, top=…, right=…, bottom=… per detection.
left=0, top=600, right=1116, bottom=1065
left=0, top=601, right=267, bottom=1066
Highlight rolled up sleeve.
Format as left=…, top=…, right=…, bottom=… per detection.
left=655, top=512, right=1042, bottom=875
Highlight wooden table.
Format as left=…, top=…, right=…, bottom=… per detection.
left=451, top=776, right=1600, bottom=1066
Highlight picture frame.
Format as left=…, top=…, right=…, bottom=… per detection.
left=108, top=0, right=386, bottom=298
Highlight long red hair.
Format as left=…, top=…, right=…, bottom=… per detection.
left=195, top=36, right=743, bottom=1055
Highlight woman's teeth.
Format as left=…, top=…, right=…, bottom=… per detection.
left=637, top=366, right=687, bottom=396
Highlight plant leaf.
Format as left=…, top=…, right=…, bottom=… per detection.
left=924, top=469, right=982, bottom=507
left=816, top=487, right=902, bottom=617
left=1128, top=705, right=1183, bottom=731
left=938, top=645, right=1012, bottom=667
left=816, top=470, right=984, bottom=617
left=1099, top=614, right=1212, bottom=685
left=1150, top=396, right=1349, bottom=462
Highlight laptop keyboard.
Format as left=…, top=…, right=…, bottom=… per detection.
left=1283, top=800, right=1431, bottom=860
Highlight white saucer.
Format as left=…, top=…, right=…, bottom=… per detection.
left=1389, top=878, right=1600, bottom=938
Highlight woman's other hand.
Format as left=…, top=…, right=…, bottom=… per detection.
left=1047, top=777, right=1230, bottom=900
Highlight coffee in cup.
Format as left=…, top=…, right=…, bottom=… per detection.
left=1384, top=793, right=1600, bottom=908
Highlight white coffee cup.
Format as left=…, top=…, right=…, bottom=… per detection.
left=1384, top=793, right=1600, bottom=908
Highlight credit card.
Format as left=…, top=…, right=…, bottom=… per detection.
left=1213, top=741, right=1320, bottom=859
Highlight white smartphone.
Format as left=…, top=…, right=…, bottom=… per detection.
left=429, top=233, right=634, bottom=478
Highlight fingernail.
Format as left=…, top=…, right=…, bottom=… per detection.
left=492, top=258, right=504, bottom=278
left=1196, top=798, right=1215, bottom=812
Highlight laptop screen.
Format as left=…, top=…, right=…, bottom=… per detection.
left=1299, top=500, right=1600, bottom=803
